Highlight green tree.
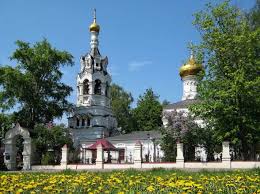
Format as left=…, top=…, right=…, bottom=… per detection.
left=190, top=1, right=260, bottom=160
left=110, top=83, right=136, bottom=133
left=161, top=110, right=209, bottom=162
left=247, top=0, right=260, bottom=29
left=0, top=114, right=13, bottom=142
left=0, top=39, right=74, bottom=129
left=0, top=113, right=14, bottom=169
left=33, top=124, right=73, bottom=164
left=133, top=88, right=162, bottom=131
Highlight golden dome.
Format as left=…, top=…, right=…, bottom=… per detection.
left=179, top=53, right=203, bottom=78
left=89, top=22, right=100, bottom=32
left=89, top=9, right=100, bottom=32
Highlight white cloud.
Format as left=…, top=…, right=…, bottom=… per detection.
left=128, top=60, right=152, bottom=72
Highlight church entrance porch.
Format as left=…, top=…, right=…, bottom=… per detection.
left=3, top=123, right=32, bottom=170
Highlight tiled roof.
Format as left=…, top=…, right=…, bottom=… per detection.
left=164, top=99, right=198, bottom=110
left=106, top=130, right=162, bottom=142
left=87, top=139, right=117, bottom=150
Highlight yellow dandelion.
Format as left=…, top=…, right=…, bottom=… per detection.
left=147, top=185, right=155, bottom=192
left=16, top=189, right=23, bottom=194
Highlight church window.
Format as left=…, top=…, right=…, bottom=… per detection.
left=105, top=82, right=109, bottom=97
left=86, top=118, right=91, bottom=127
left=76, top=118, right=80, bottom=127
left=83, top=79, right=89, bottom=95
left=94, top=79, right=102, bottom=95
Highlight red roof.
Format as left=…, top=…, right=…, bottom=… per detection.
left=87, top=139, right=118, bottom=151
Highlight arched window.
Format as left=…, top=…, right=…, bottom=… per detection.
left=82, top=119, right=85, bottom=127
left=76, top=118, right=80, bottom=127
left=77, top=86, right=80, bottom=94
left=105, top=82, right=109, bottom=97
left=83, top=79, right=89, bottom=95
left=86, top=118, right=91, bottom=127
left=94, top=79, right=102, bottom=95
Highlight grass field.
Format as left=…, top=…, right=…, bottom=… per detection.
left=0, top=168, right=259, bottom=193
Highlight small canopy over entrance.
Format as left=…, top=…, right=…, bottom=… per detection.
left=87, top=139, right=118, bottom=151
left=86, top=139, right=123, bottom=164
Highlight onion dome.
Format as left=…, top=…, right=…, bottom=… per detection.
left=179, top=52, right=203, bottom=78
left=89, top=9, right=100, bottom=33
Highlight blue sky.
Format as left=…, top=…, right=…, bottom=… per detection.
left=0, top=0, right=255, bottom=123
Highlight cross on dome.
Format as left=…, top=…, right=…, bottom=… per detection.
left=89, top=8, right=100, bottom=32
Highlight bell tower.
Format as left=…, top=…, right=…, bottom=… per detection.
left=69, top=9, right=117, bottom=144
left=77, top=9, right=111, bottom=108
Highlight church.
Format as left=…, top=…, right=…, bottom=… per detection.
left=68, top=10, right=204, bottom=163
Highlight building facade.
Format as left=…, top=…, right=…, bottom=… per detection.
left=80, top=130, right=163, bottom=164
left=68, top=10, right=118, bottom=146
left=68, top=11, right=205, bottom=163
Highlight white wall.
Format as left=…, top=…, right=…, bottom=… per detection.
left=32, top=161, right=260, bottom=171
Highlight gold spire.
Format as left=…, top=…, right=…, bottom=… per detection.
left=179, top=50, right=203, bottom=78
left=89, top=9, right=100, bottom=32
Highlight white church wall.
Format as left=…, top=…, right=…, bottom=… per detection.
left=182, top=75, right=198, bottom=101
left=86, top=140, right=164, bottom=164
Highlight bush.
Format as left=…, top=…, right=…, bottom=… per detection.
left=41, top=152, right=55, bottom=165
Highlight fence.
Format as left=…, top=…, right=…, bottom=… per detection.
left=31, top=141, right=260, bottom=170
